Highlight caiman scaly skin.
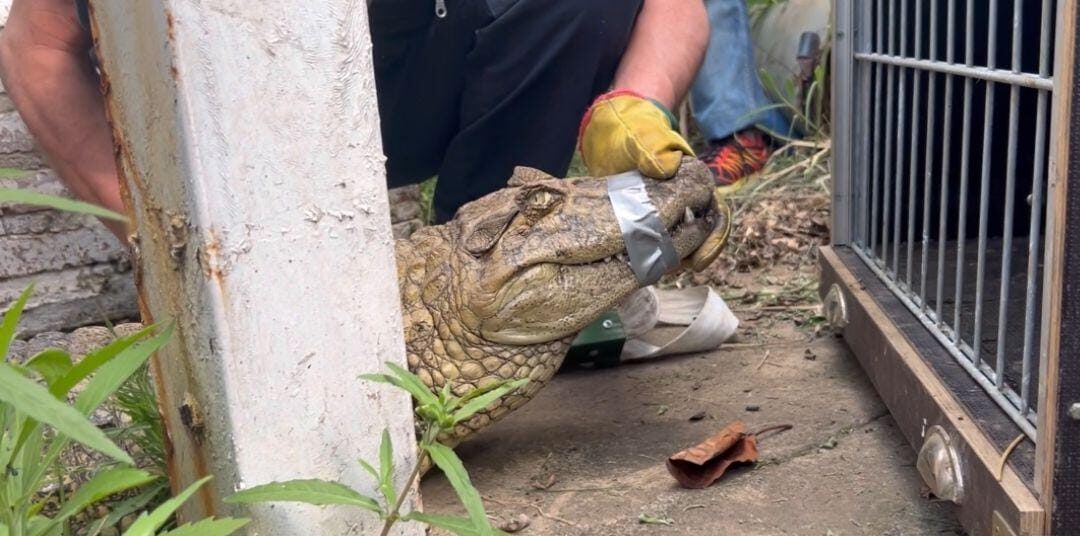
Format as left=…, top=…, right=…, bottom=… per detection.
left=396, top=157, right=730, bottom=448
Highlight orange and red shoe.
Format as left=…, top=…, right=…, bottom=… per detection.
left=699, top=128, right=773, bottom=191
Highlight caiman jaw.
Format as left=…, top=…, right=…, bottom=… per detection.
left=686, top=190, right=733, bottom=272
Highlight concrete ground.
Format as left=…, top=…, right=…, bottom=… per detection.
left=421, top=321, right=965, bottom=535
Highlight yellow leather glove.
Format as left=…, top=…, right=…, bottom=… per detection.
left=578, top=90, right=695, bottom=178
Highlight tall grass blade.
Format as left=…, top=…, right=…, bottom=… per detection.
left=50, top=324, right=156, bottom=398
left=1, top=285, right=33, bottom=360
left=31, top=468, right=157, bottom=536
left=122, top=476, right=214, bottom=536
left=0, top=189, right=126, bottom=222
left=86, top=480, right=168, bottom=536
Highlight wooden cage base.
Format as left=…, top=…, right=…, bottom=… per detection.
left=819, top=246, right=1045, bottom=535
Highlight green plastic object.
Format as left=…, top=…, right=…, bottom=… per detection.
left=565, top=311, right=626, bottom=368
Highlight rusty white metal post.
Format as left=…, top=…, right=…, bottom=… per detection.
left=86, top=2, right=421, bottom=533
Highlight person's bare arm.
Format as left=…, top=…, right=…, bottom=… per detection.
left=0, top=0, right=126, bottom=240
left=613, top=0, right=710, bottom=110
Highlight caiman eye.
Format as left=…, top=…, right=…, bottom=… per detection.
left=527, top=189, right=554, bottom=208
left=518, top=186, right=563, bottom=218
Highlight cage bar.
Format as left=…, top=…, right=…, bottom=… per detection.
left=1021, top=0, right=1054, bottom=412
left=952, top=0, right=975, bottom=346
left=994, top=0, right=1024, bottom=390
left=919, top=0, right=937, bottom=310
left=934, top=0, right=956, bottom=323
left=853, top=53, right=1054, bottom=89
left=882, top=0, right=897, bottom=268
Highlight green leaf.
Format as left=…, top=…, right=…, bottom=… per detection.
left=452, top=379, right=528, bottom=425
left=0, top=363, right=132, bottom=464
left=31, top=468, right=157, bottom=536
left=403, top=512, right=481, bottom=535
left=224, top=479, right=381, bottom=514
left=424, top=443, right=492, bottom=535
left=24, top=349, right=74, bottom=390
left=21, top=325, right=169, bottom=504
left=74, top=324, right=172, bottom=416
left=122, top=476, right=214, bottom=536
left=87, top=480, right=169, bottom=536
left=377, top=429, right=396, bottom=509
left=50, top=324, right=157, bottom=398
left=158, top=517, right=250, bottom=536
left=9, top=349, right=76, bottom=469
left=637, top=513, right=674, bottom=526
left=357, top=458, right=379, bottom=481
left=0, top=188, right=126, bottom=221
left=24, top=518, right=57, bottom=536
left=1, top=285, right=33, bottom=360
left=360, top=362, right=438, bottom=407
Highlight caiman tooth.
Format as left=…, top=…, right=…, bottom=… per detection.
left=684, top=207, right=695, bottom=224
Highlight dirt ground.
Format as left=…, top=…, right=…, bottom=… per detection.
left=421, top=317, right=964, bottom=536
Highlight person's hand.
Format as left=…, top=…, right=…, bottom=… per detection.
left=577, top=90, right=694, bottom=178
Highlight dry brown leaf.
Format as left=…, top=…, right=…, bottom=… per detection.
left=666, top=420, right=759, bottom=489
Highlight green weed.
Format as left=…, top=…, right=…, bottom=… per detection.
left=227, top=362, right=528, bottom=536
left=0, top=287, right=247, bottom=536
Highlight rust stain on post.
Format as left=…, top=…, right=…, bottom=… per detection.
left=85, top=0, right=219, bottom=518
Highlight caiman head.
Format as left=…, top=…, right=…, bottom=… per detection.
left=396, top=156, right=729, bottom=445
left=452, top=156, right=728, bottom=345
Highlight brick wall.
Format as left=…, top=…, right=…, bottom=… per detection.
left=0, top=1, right=137, bottom=335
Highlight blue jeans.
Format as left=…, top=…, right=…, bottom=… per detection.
left=690, top=0, right=791, bottom=141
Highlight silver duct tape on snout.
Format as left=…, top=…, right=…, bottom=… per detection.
left=606, top=171, right=679, bottom=286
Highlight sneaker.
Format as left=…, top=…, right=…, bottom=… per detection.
left=699, top=128, right=773, bottom=190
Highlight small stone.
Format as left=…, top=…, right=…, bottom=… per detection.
left=120, top=514, right=137, bottom=530
left=68, top=326, right=115, bottom=357
left=689, top=411, right=707, bottom=421
left=745, top=405, right=761, bottom=412
left=804, top=349, right=817, bottom=361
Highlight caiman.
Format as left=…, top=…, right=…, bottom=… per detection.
left=396, top=157, right=730, bottom=448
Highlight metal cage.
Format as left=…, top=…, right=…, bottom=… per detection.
left=826, top=0, right=1080, bottom=534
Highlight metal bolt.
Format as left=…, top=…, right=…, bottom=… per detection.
left=1068, top=403, right=1080, bottom=421
left=601, top=319, right=614, bottom=329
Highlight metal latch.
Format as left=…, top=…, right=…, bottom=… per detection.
left=823, top=284, right=849, bottom=330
